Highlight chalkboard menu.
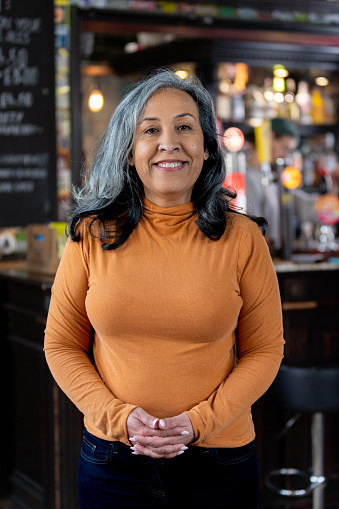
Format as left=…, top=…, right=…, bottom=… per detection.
left=0, top=0, right=57, bottom=226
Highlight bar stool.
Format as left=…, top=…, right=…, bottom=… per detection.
left=264, top=360, right=339, bottom=509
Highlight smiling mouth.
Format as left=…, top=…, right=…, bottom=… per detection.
left=154, top=161, right=186, bottom=171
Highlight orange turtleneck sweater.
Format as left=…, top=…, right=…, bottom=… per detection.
left=44, top=199, right=284, bottom=448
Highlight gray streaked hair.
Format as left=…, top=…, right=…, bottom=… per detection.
left=69, top=69, right=267, bottom=249
left=72, top=69, right=221, bottom=216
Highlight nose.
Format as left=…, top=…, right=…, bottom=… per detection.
left=158, top=128, right=180, bottom=152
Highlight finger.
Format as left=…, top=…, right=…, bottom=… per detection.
left=126, top=407, right=160, bottom=438
left=130, top=426, right=189, bottom=441
left=130, top=435, right=186, bottom=449
left=131, top=443, right=187, bottom=459
left=158, top=414, right=194, bottom=446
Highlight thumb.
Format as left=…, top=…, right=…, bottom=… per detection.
left=158, top=415, right=180, bottom=430
left=137, top=408, right=160, bottom=429
left=159, top=412, right=192, bottom=430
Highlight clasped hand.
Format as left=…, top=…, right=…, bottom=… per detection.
left=126, top=407, right=194, bottom=459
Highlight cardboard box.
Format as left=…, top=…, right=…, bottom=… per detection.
left=27, top=223, right=67, bottom=275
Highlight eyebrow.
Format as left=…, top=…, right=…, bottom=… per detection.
left=139, top=113, right=197, bottom=124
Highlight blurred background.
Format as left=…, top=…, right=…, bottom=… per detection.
left=1, top=1, right=339, bottom=508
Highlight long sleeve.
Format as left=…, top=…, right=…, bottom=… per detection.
left=46, top=203, right=284, bottom=449
left=44, top=231, right=137, bottom=445
left=187, top=222, right=284, bottom=445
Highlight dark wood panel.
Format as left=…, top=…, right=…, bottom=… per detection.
left=0, top=278, right=14, bottom=499
left=0, top=271, right=82, bottom=509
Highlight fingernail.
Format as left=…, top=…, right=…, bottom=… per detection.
left=132, top=451, right=139, bottom=455
left=181, top=431, right=190, bottom=435
left=177, top=450, right=185, bottom=456
left=129, top=437, right=136, bottom=442
left=130, top=446, right=136, bottom=451
left=152, top=419, right=159, bottom=428
left=180, top=446, right=188, bottom=451
left=159, top=419, right=165, bottom=427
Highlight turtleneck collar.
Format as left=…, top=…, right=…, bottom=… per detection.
left=142, top=197, right=196, bottom=233
left=143, top=197, right=194, bottom=215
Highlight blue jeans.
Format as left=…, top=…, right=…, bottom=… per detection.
left=78, top=428, right=259, bottom=508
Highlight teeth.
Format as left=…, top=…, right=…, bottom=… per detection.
left=157, top=162, right=182, bottom=168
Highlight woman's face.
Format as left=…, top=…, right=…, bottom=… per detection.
left=129, top=88, right=209, bottom=207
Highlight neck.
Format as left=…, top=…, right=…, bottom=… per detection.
left=144, top=192, right=192, bottom=208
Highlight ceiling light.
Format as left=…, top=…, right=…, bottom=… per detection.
left=88, top=90, right=104, bottom=112
left=175, top=70, right=189, bottom=80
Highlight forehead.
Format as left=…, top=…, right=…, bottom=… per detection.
left=143, top=88, right=199, bottom=116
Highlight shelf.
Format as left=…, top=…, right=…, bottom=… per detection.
left=219, top=120, right=338, bottom=136
left=298, top=124, right=339, bottom=136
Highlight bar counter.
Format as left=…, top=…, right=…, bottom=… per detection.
left=1, top=259, right=339, bottom=508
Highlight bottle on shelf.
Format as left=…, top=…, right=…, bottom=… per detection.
left=216, top=90, right=232, bottom=121
left=232, top=93, right=246, bottom=122
left=311, top=87, right=326, bottom=124
left=216, top=64, right=338, bottom=131
left=245, top=85, right=266, bottom=124
left=323, top=89, right=337, bottom=124
left=263, top=78, right=278, bottom=119
left=285, top=78, right=300, bottom=122
left=295, top=81, right=312, bottom=124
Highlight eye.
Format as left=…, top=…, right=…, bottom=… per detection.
left=178, top=124, right=191, bottom=131
left=144, top=127, right=158, bottom=134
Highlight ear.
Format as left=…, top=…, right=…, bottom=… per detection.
left=203, top=148, right=209, bottom=161
left=128, top=153, right=135, bottom=166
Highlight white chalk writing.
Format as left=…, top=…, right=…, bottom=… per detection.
left=0, top=152, right=49, bottom=195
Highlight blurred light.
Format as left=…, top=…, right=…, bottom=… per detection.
left=175, top=70, right=189, bottom=80
left=273, top=77, right=285, bottom=92
left=248, top=118, right=264, bottom=127
left=274, top=92, right=285, bottom=103
left=125, top=42, right=142, bottom=53
left=219, top=79, right=231, bottom=93
left=280, top=166, right=302, bottom=189
left=285, top=92, right=295, bottom=103
left=273, top=64, right=289, bottom=78
left=82, top=64, right=113, bottom=77
left=57, top=85, right=70, bottom=95
left=274, top=68, right=289, bottom=78
left=264, top=90, right=274, bottom=101
left=315, top=76, right=329, bottom=87
left=253, top=89, right=264, bottom=103
left=233, top=62, right=248, bottom=92
left=223, top=127, right=245, bottom=152
left=88, top=90, right=104, bottom=112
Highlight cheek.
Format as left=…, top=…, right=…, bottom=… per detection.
left=191, top=144, right=206, bottom=165
left=133, top=145, right=152, bottom=172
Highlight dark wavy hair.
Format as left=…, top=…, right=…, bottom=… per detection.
left=69, top=69, right=267, bottom=249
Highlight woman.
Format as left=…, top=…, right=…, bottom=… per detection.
left=44, top=70, right=284, bottom=508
